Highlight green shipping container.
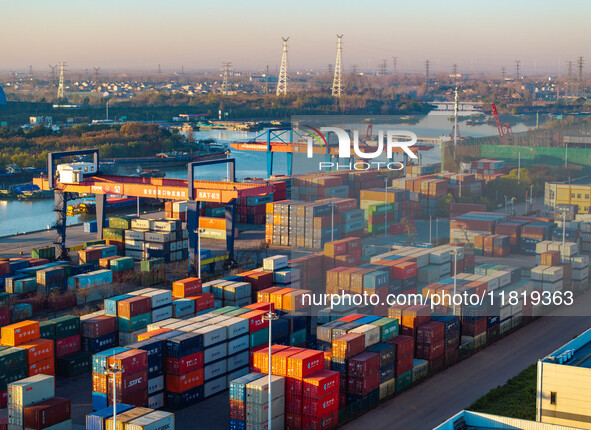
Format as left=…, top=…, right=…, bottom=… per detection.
left=118, top=313, right=151, bottom=332
left=370, top=318, right=399, bottom=342
left=0, top=347, right=27, bottom=371
left=40, top=321, right=56, bottom=340
left=210, top=306, right=240, bottom=315
left=108, top=216, right=135, bottom=230
left=224, top=308, right=252, bottom=317
left=141, top=272, right=165, bottom=287
left=110, top=257, right=134, bottom=272
left=102, top=228, right=125, bottom=241
left=0, top=365, right=28, bottom=391
left=51, top=315, right=80, bottom=340
left=367, top=223, right=388, bottom=234
left=395, top=370, right=413, bottom=392
left=31, top=246, right=55, bottom=260
left=412, top=359, right=429, bottom=383
left=57, top=351, right=92, bottom=377
left=250, top=327, right=269, bottom=348
left=140, top=258, right=164, bottom=273
left=0, top=293, right=9, bottom=304
left=290, top=329, right=307, bottom=346
left=368, top=203, right=395, bottom=215
left=84, top=239, right=106, bottom=249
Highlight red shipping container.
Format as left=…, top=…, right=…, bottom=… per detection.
left=0, top=261, right=9, bottom=276
left=117, top=296, right=151, bottom=319
left=286, top=376, right=303, bottom=396
left=416, top=321, right=445, bottom=343
left=229, top=399, right=245, bottom=421
left=395, top=354, right=414, bottom=377
left=28, top=357, right=54, bottom=377
left=239, top=310, right=268, bottom=332
left=243, top=301, right=275, bottom=313
left=189, top=293, right=214, bottom=312
left=303, top=370, right=339, bottom=398
left=401, top=305, right=431, bottom=328
left=172, top=277, right=202, bottom=298
left=244, top=271, right=273, bottom=291
left=23, top=397, right=71, bottom=430
left=82, top=315, right=117, bottom=338
left=285, top=392, right=303, bottom=414
left=302, top=391, right=339, bottom=417
left=272, top=347, right=305, bottom=376
left=0, top=390, right=6, bottom=408
left=20, top=339, right=54, bottom=364
left=347, top=352, right=380, bottom=378
left=387, top=335, right=414, bottom=359
left=107, top=349, right=148, bottom=375
left=416, top=339, right=445, bottom=361
left=166, top=351, right=204, bottom=375
left=166, top=368, right=204, bottom=393
left=55, top=334, right=81, bottom=358
left=304, top=411, right=338, bottom=430
left=286, top=412, right=302, bottom=430
left=337, top=314, right=365, bottom=323
left=347, top=372, right=380, bottom=396
left=343, top=237, right=361, bottom=252
left=108, top=369, right=148, bottom=393
left=391, top=261, right=418, bottom=279
left=107, top=387, right=148, bottom=407
left=287, top=350, right=324, bottom=380
left=331, top=333, right=365, bottom=360
left=0, top=309, right=9, bottom=327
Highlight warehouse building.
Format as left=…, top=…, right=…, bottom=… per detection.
left=537, top=327, right=591, bottom=429
left=435, top=410, right=582, bottom=430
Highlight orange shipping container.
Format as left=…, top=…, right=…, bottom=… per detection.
left=137, top=328, right=172, bottom=341
left=166, top=368, right=204, bottom=393
left=19, top=338, right=54, bottom=364
left=270, top=288, right=293, bottom=311
left=282, top=290, right=312, bottom=312
left=28, top=357, right=55, bottom=377
left=1, top=321, right=40, bottom=346
left=272, top=347, right=305, bottom=376
left=199, top=217, right=226, bottom=230
left=173, top=278, right=202, bottom=297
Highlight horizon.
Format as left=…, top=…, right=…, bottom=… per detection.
left=1, top=0, right=590, bottom=74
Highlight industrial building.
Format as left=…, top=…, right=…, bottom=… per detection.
left=545, top=179, right=591, bottom=215
left=537, top=327, right=591, bottom=429
left=435, top=411, right=583, bottom=430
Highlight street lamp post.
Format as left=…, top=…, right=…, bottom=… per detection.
left=262, top=309, right=278, bottom=429
left=103, top=362, right=124, bottom=430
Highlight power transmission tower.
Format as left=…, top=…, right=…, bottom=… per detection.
left=49, top=65, right=57, bottom=84
left=425, top=60, right=430, bottom=88
left=452, top=64, right=458, bottom=75
left=265, top=65, right=269, bottom=95
left=327, top=64, right=334, bottom=76
left=57, top=62, right=66, bottom=100
left=221, top=62, right=232, bottom=95
left=29, top=65, right=33, bottom=79
left=501, top=66, right=506, bottom=81
left=566, top=60, right=574, bottom=96
left=351, top=64, right=358, bottom=75
left=577, top=56, right=584, bottom=82
left=378, top=59, right=388, bottom=76
left=392, top=57, right=397, bottom=75
left=515, top=60, right=521, bottom=80
left=331, top=35, right=344, bottom=97
left=93, top=67, right=101, bottom=82
left=276, top=37, right=289, bottom=96
left=158, top=64, right=162, bottom=74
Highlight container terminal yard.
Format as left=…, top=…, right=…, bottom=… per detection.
left=1, top=136, right=591, bottom=430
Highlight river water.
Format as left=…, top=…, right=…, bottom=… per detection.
left=0, top=114, right=531, bottom=236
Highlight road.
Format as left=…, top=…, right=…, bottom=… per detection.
left=342, top=289, right=591, bottom=430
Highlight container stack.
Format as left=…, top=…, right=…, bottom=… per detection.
left=91, top=346, right=130, bottom=410
left=108, top=349, right=149, bottom=408
left=124, top=218, right=188, bottom=262
left=47, top=316, right=82, bottom=376
left=8, top=375, right=72, bottom=430
left=140, top=258, right=165, bottom=287
left=116, top=295, right=152, bottom=345
left=347, top=351, right=380, bottom=405
left=165, top=331, right=205, bottom=410
left=245, top=375, right=285, bottom=430
left=229, top=373, right=265, bottom=430
left=387, top=335, right=414, bottom=392
left=81, top=315, right=118, bottom=355
left=469, top=159, right=506, bottom=181
left=330, top=332, right=365, bottom=407
left=415, top=321, right=445, bottom=373
left=165, top=201, right=188, bottom=221
left=431, top=315, right=460, bottom=366
left=520, top=221, right=557, bottom=255
left=450, top=212, right=508, bottom=246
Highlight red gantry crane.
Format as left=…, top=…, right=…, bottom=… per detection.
left=491, top=103, right=513, bottom=145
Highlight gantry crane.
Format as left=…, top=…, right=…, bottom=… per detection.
left=491, top=103, right=513, bottom=145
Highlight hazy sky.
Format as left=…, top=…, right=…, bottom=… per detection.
left=2, top=0, right=589, bottom=73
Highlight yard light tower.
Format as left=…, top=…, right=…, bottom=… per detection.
left=262, top=308, right=279, bottom=428
left=104, top=362, right=124, bottom=430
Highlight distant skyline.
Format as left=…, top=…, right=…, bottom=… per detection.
left=1, top=0, right=590, bottom=74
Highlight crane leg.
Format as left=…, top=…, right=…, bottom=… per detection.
left=287, top=152, right=293, bottom=176
left=54, top=191, right=69, bottom=261
left=187, top=200, right=201, bottom=275
left=267, top=152, right=273, bottom=178
left=225, top=200, right=236, bottom=268
left=96, top=193, right=106, bottom=240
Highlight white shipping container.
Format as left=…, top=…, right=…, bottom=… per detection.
left=125, top=249, right=144, bottom=260
left=164, top=320, right=195, bottom=331
left=204, top=375, right=228, bottom=398
left=246, top=396, right=285, bottom=424
left=143, top=290, right=173, bottom=308
left=144, top=232, right=175, bottom=243
left=215, top=317, right=249, bottom=339
left=349, top=324, right=380, bottom=348
left=8, top=375, right=55, bottom=427
left=429, top=249, right=450, bottom=265
left=499, top=304, right=511, bottom=322
left=206, top=315, right=231, bottom=325
left=543, top=266, right=564, bottom=283
left=147, top=392, right=165, bottom=410
left=411, top=252, right=430, bottom=269
left=245, top=415, right=284, bottom=430
left=185, top=314, right=216, bottom=323
left=203, top=342, right=227, bottom=364
left=246, top=375, right=285, bottom=404
left=223, top=282, right=251, bottom=301
left=129, top=288, right=157, bottom=296
left=131, top=219, right=156, bottom=230
left=573, top=267, right=590, bottom=281
left=146, top=318, right=181, bottom=331
left=438, top=262, right=451, bottom=277
left=263, top=255, right=289, bottom=272
left=273, top=268, right=301, bottom=284
left=530, top=266, right=549, bottom=281
left=496, top=271, right=511, bottom=288
left=125, top=230, right=146, bottom=241
left=227, top=335, right=249, bottom=356
left=151, top=306, right=173, bottom=323
left=193, top=325, right=227, bottom=347
left=148, top=375, right=165, bottom=395
left=204, top=358, right=227, bottom=381
left=480, top=275, right=500, bottom=291
left=125, top=411, right=175, bottom=430
left=125, top=240, right=145, bottom=251
left=119, top=328, right=147, bottom=346
left=569, top=254, right=590, bottom=269
left=227, top=351, right=249, bottom=372
left=173, top=201, right=187, bottom=212
left=153, top=220, right=177, bottom=232
left=561, top=242, right=579, bottom=257
left=536, top=241, right=552, bottom=254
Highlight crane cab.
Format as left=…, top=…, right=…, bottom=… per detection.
left=56, top=162, right=97, bottom=184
